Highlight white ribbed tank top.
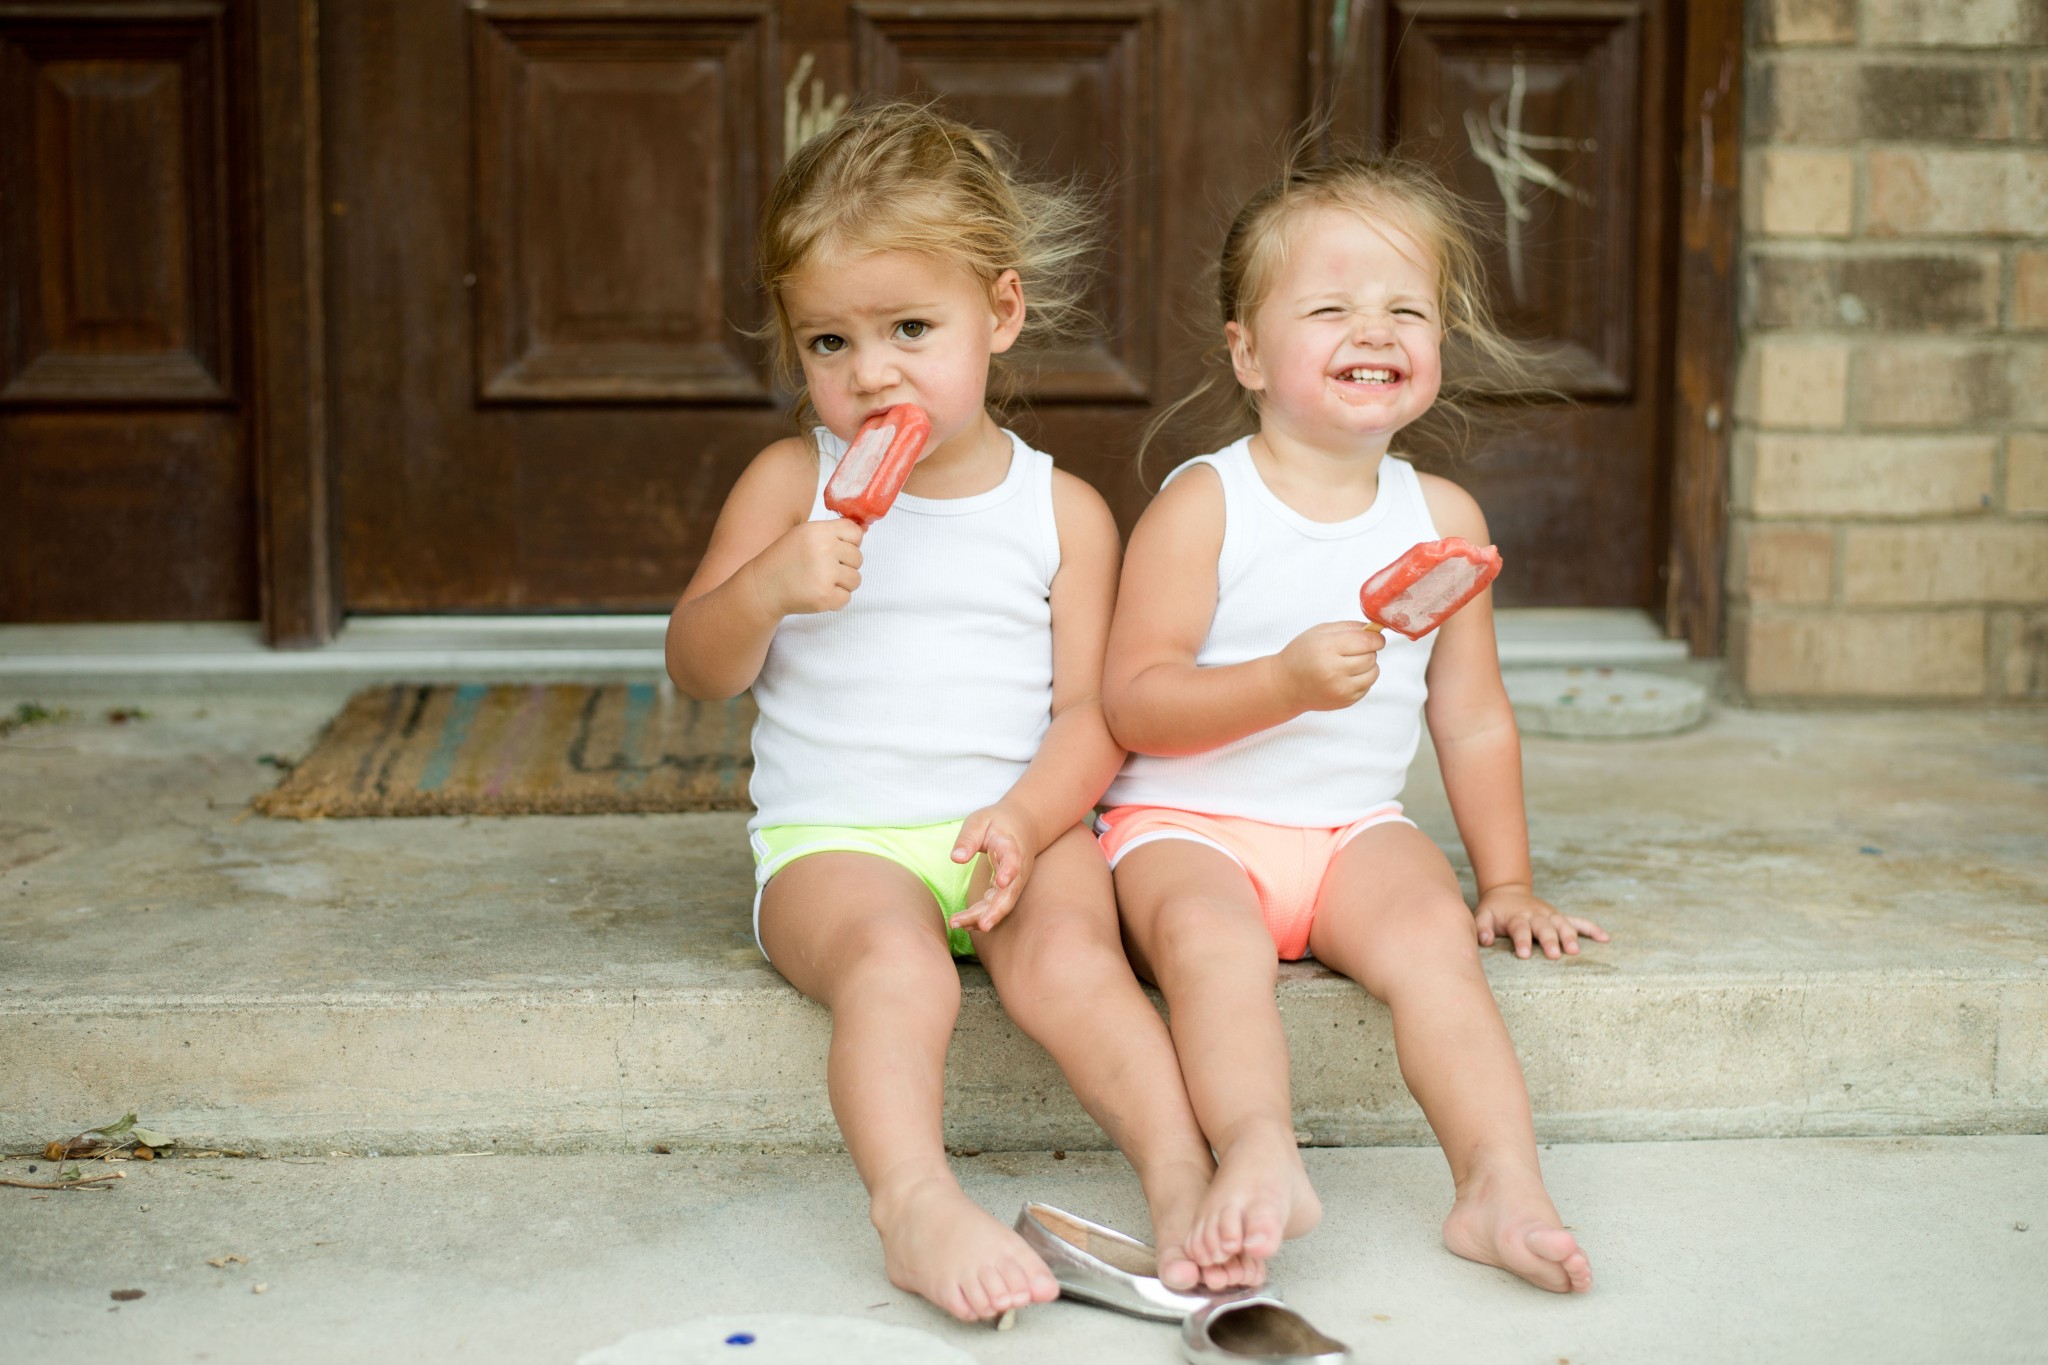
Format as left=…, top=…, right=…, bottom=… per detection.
left=1104, top=439, right=1442, bottom=826
left=746, top=428, right=1060, bottom=832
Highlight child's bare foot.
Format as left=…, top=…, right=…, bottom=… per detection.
left=1184, top=1124, right=1321, bottom=1272
left=1143, top=1157, right=1267, bottom=1293
left=872, top=1177, right=1060, bottom=1321
left=1440, top=1163, right=1593, bottom=1294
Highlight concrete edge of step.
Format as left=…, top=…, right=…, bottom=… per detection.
left=3, top=961, right=2044, bottom=1014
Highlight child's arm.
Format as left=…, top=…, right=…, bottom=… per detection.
left=1102, top=466, right=1385, bottom=756
left=1418, top=474, right=1608, bottom=961
left=946, top=470, right=1126, bottom=933
left=665, top=438, right=866, bottom=700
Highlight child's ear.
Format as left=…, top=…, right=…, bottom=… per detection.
left=987, top=269, right=1026, bottom=354
left=1225, top=319, right=1264, bottom=392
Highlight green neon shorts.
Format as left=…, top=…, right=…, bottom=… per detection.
left=749, top=818, right=979, bottom=957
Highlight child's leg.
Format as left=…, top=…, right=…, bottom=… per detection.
left=1306, top=822, right=1593, bottom=1293
left=758, top=851, right=1060, bottom=1322
left=972, top=825, right=1260, bottom=1292
left=1113, top=841, right=1322, bottom=1271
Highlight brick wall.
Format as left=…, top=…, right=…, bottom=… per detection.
left=1732, top=0, right=2048, bottom=699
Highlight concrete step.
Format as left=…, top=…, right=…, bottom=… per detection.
left=2, top=686, right=2044, bottom=1156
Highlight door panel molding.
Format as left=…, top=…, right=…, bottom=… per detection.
left=0, top=2, right=234, bottom=405
left=470, top=2, right=776, bottom=403
left=852, top=1, right=1158, bottom=402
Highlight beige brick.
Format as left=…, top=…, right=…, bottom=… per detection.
left=1748, top=249, right=2000, bottom=331
left=1865, top=151, right=2048, bottom=237
left=1749, top=434, right=1996, bottom=516
left=1842, top=523, right=2048, bottom=604
left=1864, top=0, right=2048, bottom=46
left=1751, top=60, right=2014, bottom=143
left=1750, top=150, right=1855, bottom=236
left=1749, top=59, right=1859, bottom=143
left=2010, top=347, right=2048, bottom=425
left=1853, top=342, right=2010, bottom=428
left=1739, top=610, right=1986, bottom=697
left=1738, top=524, right=1837, bottom=604
left=2017, top=251, right=2048, bottom=330
left=2029, top=63, right=2048, bottom=142
left=1863, top=65, right=2014, bottom=141
left=1747, top=339, right=1850, bottom=427
left=1759, top=0, right=1856, bottom=45
left=2011, top=433, right=2048, bottom=513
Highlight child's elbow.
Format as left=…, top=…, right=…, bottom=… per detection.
left=665, top=656, right=741, bottom=702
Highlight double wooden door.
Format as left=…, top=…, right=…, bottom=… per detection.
left=3, top=1, right=1710, bottom=627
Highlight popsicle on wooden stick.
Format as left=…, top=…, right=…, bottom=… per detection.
left=824, top=403, right=932, bottom=526
left=1357, top=536, right=1503, bottom=639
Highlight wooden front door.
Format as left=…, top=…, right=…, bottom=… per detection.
left=323, top=0, right=1690, bottom=617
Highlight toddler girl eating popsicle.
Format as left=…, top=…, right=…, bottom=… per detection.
left=665, top=102, right=1249, bottom=1323
left=1098, top=155, right=1608, bottom=1293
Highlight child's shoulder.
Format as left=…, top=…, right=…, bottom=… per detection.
left=1139, top=454, right=1227, bottom=522
left=1123, top=455, right=1226, bottom=566
left=720, top=434, right=823, bottom=527
left=1047, top=463, right=1112, bottom=517
left=1410, top=466, right=1489, bottom=541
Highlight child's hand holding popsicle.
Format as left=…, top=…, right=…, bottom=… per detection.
left=751, top=404, right=933, bottom=618
left=1273, top=536, right=1504, bottom=713
left=754, top=517, right=866, bottom=616
left=1275, top=620, right=1387, bottom=712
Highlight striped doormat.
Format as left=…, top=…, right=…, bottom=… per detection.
left=253, top=683, right=754, bottom=818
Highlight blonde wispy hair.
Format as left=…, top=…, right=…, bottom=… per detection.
left=1141, top=147, right=1552, bottom=479
left=757, top=100, right=1097, bottom=425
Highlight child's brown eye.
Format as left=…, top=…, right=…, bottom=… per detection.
left=896, top=320, right=929, bottom=340
left=809, top=335, right=845, bottom=354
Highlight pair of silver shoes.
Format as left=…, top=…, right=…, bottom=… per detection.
left=1014, top=1203, right=1353, bottom=1364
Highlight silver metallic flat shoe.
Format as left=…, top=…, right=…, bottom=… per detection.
left=1181, top=1292, right=1354, bottom=1364
left=1013, top=1202, right=1236, bottom=1322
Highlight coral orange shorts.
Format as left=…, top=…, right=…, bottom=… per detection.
left=1097, top=804, right=1414, bottom=960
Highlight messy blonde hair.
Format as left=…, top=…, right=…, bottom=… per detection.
left=1141, top=149, right=1549, bottom=479
left=757, top=100, right=1097, bottom=425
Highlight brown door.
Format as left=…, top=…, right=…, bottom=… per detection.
left=1, top=5, right=257, bottom=622
left=324, top=0, right=1685, bottom=614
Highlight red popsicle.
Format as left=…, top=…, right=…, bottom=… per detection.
left=1357, top=537, right=1503, bottom=639
left=824, top=404, right=933, bottom=526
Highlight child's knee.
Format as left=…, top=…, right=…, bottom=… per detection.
left=836, top=927, right=961, bottom=1003
left=1393, top=892, right=1485, bottom=969
left=1149, top=896, right=1275, bottom=983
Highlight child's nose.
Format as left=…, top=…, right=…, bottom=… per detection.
left=851, top=346, right=899, bottom=394
left=1353, top=310, right=1395, bottom=344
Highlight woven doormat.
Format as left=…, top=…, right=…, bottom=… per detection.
left=254, top=683, right=754, bottom=818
